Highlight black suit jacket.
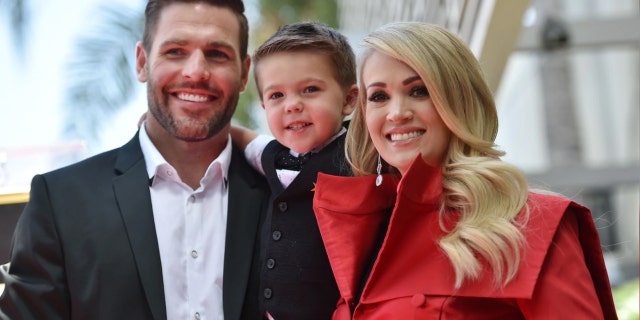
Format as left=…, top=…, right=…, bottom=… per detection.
left=0, top=132, right=269, bottom=320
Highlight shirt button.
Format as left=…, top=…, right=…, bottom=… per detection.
left=411, top=294, right=426, bottom=307
left=191, top=250, right=198, bottom=259
left=167, top=170, right=173, bottom=176
left=194, top=312, right=201, bottom=320
left=266, top=258, right=276, bottom=269
left=278, top=202, right=287, bottom=212
left=272, top=230, right=282, bottom=241
left=189, top=195, right=196, bottom=203
left=264, top=288, right=273, bottom=299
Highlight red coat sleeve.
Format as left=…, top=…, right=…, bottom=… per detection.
left=517, top=205, right=617, bottom=319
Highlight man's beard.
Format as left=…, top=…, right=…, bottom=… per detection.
left=146, top=79, right=240, bottom=142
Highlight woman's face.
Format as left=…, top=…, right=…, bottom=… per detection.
left=362, top=51, right=452, bottom=175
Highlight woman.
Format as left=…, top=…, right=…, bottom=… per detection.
left=312, top=22, right=617, bottom=319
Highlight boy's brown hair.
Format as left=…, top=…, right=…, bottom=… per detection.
left=253, top=21, right=356, bottom=97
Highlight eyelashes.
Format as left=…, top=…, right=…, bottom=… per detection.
left=367, top=85, right=429, bottom=103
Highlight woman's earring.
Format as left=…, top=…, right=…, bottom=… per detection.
left=375, top=154, right=383, bottom=187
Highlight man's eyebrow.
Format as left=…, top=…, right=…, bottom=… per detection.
left=157, top=39, right=235, bottom=51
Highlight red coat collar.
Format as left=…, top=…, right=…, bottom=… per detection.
left=314, top=156, right=575, bottom=300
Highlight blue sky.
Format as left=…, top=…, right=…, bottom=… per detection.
left=0, top=0, right=145, bottom=189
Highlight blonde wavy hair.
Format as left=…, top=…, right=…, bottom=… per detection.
left=346, top=22, right=530, bottom=288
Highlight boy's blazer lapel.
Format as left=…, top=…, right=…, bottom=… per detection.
left=113, top=133, right=167, bottom=320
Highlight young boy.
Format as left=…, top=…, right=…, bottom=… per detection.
left=233, top=21, right=358, bottom=319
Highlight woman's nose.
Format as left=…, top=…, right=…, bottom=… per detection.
left=386, top=97, right=413, bottom=122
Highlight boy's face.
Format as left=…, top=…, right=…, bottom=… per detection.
left=256, top=51, right=356, bottom=154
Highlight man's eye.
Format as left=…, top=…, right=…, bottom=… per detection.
left=166, top=48, right=183, bottom=56
left=206, top=50, right=229, bottom=60
left=368, top=91, right=388, bottom=102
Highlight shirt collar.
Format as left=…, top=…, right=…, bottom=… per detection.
left=139, top=121, right=231, bottom=185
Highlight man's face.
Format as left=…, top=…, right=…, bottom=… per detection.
left=135, top=2, right=250, bottom=142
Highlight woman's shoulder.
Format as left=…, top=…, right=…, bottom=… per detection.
left=526, top=191, right=591, bottom=223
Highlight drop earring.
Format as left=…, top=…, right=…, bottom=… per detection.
left=375, top=154, right=383, bottom=187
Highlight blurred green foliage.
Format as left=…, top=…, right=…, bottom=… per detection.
left=613, top=277, right=639, bottom=320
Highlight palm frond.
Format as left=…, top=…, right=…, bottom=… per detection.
left=62, top=3, right=144, bottom=144
left=2, top=0, right=29, bottom=57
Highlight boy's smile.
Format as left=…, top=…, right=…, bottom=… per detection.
left=256, top=51, right=355, bottom=154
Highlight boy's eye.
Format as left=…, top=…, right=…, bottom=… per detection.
left=268, top=92, right=284, bottom=100
left=303, top=86, right=320, bottom=94
left=410, top=85, right=429, bottom=97
left=367, top=91, right=388, bottom=103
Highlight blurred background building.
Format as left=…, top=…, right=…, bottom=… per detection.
left=339, top=0, right=640, bottom=286
left=1, top=0, right=638, bottom=316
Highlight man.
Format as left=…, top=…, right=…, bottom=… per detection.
left=0, top=0, right=269, bottom=319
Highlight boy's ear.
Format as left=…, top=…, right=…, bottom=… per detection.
left=342, top=85, right=359, bottom=115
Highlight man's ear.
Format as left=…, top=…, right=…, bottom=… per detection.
left=342, top=84, right=359, bottom=115
left=240, top=55, right=251, bottom=91
left=135, top=42, right=148, bottom=83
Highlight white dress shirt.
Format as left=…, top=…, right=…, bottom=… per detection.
left=139, top=123, right=230, bottom=320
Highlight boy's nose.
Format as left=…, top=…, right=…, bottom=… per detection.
left=284, top=98, right=303, bottom=113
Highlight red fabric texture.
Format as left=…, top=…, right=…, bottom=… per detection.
left=313, top=156, right=617, bottom=319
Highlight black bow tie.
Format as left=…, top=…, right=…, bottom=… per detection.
left=275, top=150, right=311, bottom=171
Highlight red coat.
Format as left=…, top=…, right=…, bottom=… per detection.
left=313, top=156, right=617, bottom=319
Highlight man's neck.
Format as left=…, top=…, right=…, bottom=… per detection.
left=146, top=123, right=229, bottom=189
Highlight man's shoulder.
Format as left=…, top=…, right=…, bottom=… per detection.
left=44, top=135, right=140, bottom=179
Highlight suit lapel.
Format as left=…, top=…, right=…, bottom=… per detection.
left=113, top=134, right=167, bottom=320
left=223, top=145, right=267, bottom=319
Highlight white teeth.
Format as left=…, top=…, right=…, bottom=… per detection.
left=177, top=93, right=209, bottom=102
left=288, top=123, right=310, bottom=130
left=390, top=131, right=423, bottom=141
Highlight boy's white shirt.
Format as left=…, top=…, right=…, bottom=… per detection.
left=244, top=127, right=346, bottom=188
left=245, top=134, right=273, bottom=176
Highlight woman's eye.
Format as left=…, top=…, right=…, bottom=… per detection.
left=368, top=91, right=388, bottom=103
left=410, top=85, right=429, bottom=97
